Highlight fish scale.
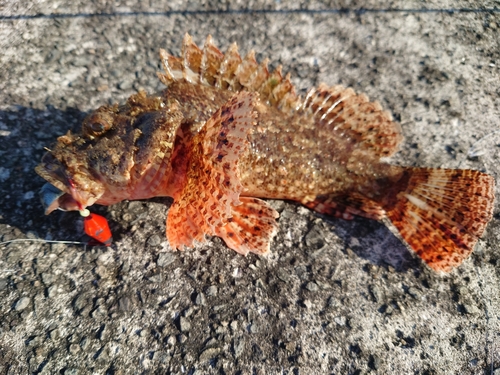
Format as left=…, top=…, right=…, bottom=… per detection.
left=36, top=34, right=495, bottom=272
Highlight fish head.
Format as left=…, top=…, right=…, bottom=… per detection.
left=36, top=92, right=183, bottom=214
left=35, top=104, right=126, bottom=213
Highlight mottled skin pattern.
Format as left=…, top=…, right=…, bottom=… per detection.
left=36, top=34, right=495, bottom=272
left=166, top=81, right=402, bottom=204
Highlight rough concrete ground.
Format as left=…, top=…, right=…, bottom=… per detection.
left=0, top=1, right=499, bottom=374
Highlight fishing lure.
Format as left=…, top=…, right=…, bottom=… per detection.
left=36, top=34, right=495, bottom=272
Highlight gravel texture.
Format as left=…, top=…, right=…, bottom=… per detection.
left=1, top=1, right=500, bottom=374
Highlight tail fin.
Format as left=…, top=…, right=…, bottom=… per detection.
left=384, top=168, right=495, bottom=272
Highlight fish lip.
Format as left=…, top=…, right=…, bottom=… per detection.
left=40, top=183, right=64, bottom=214
left=40, top=183, right=83, bottom=214
left=36, top=152, right=104, bottom=212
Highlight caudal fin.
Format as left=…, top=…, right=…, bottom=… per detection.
left=384, top=168, right=495, bottom=272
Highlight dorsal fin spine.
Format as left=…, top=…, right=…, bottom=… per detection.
left=244, top=58, right=270, bottom=94
left=181, top=33, right=202, bottom=84
left=302, top=88, right=315, bottom=111
left=158, top=34, right=300, bottom=109
left=200, top=35, right=224, bottom=86
left=218, top=42, right=241, bottom=90
left=234, top=50, right=258, bottom=87
left=159, top=49, right=174, bottom=83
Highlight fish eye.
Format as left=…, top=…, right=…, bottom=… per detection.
left=82, top=112, right=114, bottom=138
left=90, top=121, right=106, bottom=134
left=83, top=120, right=109, bottom=137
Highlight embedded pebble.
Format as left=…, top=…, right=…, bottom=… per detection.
left=80, top=337, right=89, bottom=350
left=249, top=322, right=259, bottom=333
left=295, top=265, right=308, bottom=280
left=204, top=338, right=218, bottom=348
left=407, top=286, right=421, bottom=299
left=49, top=328, right=60, bottom=340
left=194, top=292, right=206, bottom=305
left=147, top=234, right=161, bottom=246
left=118, top=296, right=132, bottom=312
left=148, top=273, right=163, bottom=283
left=118, top=79, right=133, bottom=90
left=302, top=300, right=313, bottom=309
left=305, top=281, right=319, bottom=292
left=98, top=324, right=109, bottom=340
left=14, top=297, right=30, bottom=311
left=233, top=337, right=245, bottom=358
left=23, top=191, right=35, bottom=200
left=41, top=272, right=56, bottom=285
left=199, top=347, right=221, bottom=362
left=304, top=226, right=325, bottom=249
left=157, top=252, right=176, bottom=267
left=153, top=351, right=170, bottom=364
left=334, top=316, right=347, bottom=326
left=369, top=285, right=384, bottom=303
left=277, top=269, right=290, bottom=282
left=69, top=343, right=80, bottom=354
left=47, top=285, right=58, bottom=298
left=462, top=302, right=481, bottom=315
left=179, top=317, right=191, bottom=332
left=206, top=285, right=218, bottom=296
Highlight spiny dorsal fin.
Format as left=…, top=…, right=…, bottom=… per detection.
left=301, top=84, right=403, bottom=157
left=158, top=33, right=301, bottom=112
left=158, top=34, right=402, bottom=153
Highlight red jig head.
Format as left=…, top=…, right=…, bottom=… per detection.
left=79, top=209, right=112, bottom=246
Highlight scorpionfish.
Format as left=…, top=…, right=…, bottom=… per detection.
left=36, top=34, right=495, bottom=272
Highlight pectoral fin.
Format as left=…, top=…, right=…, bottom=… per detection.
left=166, top=92, right=259, bottom=250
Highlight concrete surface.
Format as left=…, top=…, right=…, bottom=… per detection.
left=1, top=1, right=499, bottom=374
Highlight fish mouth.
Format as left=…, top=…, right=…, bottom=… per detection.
left=35, top=152, right=104, bottom=213
left=39, top=183, right=81, bottom=214
left=38, top=180, right=100, bottom=214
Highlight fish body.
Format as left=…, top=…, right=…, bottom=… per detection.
left=36, top=34, right=495, bottom=272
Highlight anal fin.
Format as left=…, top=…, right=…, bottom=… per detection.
left=216, top=197, right=279, bottom=255
left=303, top=193, right=385, bottom=221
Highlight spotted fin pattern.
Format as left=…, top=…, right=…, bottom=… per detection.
left=385, top=168, right=495, bottom=272
left=301, top=84, right=403, bottom=158
left=216, top=197, right=279, bottom=256
left=166, top=91, right=259, bottom=249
